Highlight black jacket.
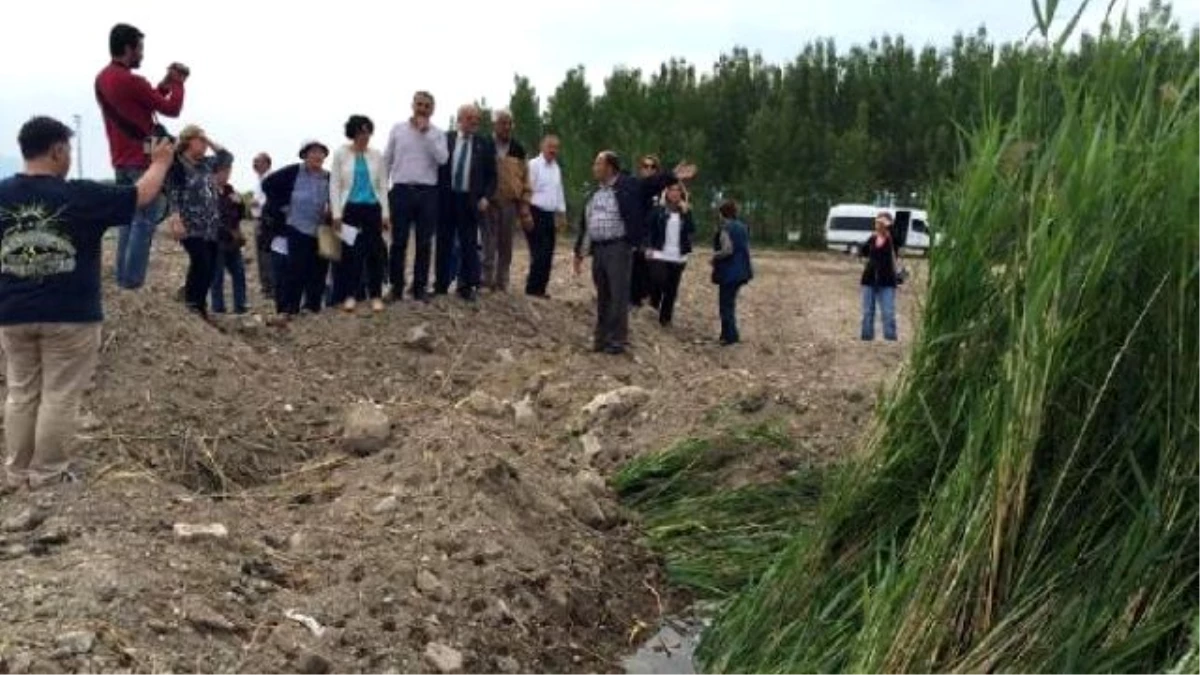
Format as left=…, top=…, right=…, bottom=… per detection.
left=438, top=131, right=497, bottom=202
left=858, top=234, right=901, bottom=287
left=574, top=170, right=679, bottom=254
left=647, top=205, right=696, bottom=256
left=260, top=164, right=331, bottom=239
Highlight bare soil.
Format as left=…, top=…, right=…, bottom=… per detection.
left=0, top=233, right=915, bottom=674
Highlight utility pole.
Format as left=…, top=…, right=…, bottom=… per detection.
left=72, top=114, right=82, bottom=179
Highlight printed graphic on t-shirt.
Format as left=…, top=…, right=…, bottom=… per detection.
left=0, top=203, right=77, bottom=278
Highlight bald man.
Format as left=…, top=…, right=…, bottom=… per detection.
left=435, top=103, right=496, bottom=301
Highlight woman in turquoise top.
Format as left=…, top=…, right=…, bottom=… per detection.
left=330, top=115, right=391, bottom=313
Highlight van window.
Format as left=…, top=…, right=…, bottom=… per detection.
left=912, top=219, right=927, bottom=233
left=828, top=216, right=874, bottom=232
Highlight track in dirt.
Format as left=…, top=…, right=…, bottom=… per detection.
left=0, top=235, right=911, bottom=674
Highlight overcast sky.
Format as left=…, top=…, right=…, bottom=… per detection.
left=1, top=0, right=1194, bottom=187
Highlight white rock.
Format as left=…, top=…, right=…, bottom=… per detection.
left=513, top=396, right=537, bottom=428
left=575, top=469, right=607, bottom=497
left=455, top=390, right=508, bottom=418
left=415, top=569, right=451, bottom=602
left=496, top=348, right=516, bottom=363
left=173, top=522, right=228, bottom=540
left=371, top=495, right=399, bottom=514
left=53, top=630, right=96, bottom=657
left=404, top=323, right=436, bottom=353
left=343, top=402, right=391, bottom=456
left=580, top=433, right=603, bottom=462
left=582, top=386, right=651, bottom=424
left=423, top=642, right=464, bottom=674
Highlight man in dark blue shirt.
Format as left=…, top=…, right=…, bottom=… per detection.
left=0, top=116, right=173, bottom=491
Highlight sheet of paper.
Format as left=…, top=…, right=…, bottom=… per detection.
left=270, top=236, right=288, bottom=255
left=339, top=224, right=360, bottom=247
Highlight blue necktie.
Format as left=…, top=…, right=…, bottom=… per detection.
left=453, top=136, right=469, bottom=192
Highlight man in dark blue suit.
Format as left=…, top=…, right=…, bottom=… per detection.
left=436, top=104, right=496, bottom=301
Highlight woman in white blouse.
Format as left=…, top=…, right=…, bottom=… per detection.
left=329, top=115, right=391, bottom=313
left=644, top=183, right=696, bottom=326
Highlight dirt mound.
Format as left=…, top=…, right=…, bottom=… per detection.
left=0, top=242, right=910, bottom=673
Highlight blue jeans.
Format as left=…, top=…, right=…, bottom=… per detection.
left=719, top=282, right=742, bottom=344
left=113, top=168, right=164, bottom=289
left=211, top=248, right=248, bottom=314
left=861, top=285, right=897, bottom=341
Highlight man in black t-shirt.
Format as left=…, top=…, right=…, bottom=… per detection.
left=0, top=116, right=174, bottom=491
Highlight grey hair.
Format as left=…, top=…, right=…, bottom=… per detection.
left=457, top=103, right=480, bottom=117
left=493, top=108, right=513, bottom=122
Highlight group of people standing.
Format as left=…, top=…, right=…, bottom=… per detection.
left=238, top=94, right=571, bottom=321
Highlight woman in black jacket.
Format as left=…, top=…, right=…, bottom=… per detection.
left=857, top=211, right=901, bottom=341
left=260, top=140, right=331, bottom=317
left=644, top=183, right=695, bottom=326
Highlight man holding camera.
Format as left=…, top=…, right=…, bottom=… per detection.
left=95, top=23, right=188, bottom=290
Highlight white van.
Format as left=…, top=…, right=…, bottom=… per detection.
left=823, top=204, right=932, bottom=253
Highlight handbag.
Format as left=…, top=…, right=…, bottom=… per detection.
left=890, top=240, right=908, bottom=286
left=317, top=225, right=342, bottom=262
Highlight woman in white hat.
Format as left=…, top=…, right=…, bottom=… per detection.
left=260, top=139, right=331, bottom=317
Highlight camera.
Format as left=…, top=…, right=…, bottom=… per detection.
left=168, top=62, right=191, bottom=78
left=143, top=123, right=176, bottom=154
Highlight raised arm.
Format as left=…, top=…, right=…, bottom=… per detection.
left=427, top=127, right=450, bottom=165
left=134, top=138, right=176, bottom=207
left=126, top=72, right=185, bottom=118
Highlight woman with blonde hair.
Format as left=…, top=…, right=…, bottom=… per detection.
left=329, top=114, right=390, bottom=312
left=857, top=211, right=900, bottom=341
left=163, top=124, right=230, bottom=318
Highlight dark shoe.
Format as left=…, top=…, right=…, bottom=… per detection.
left=458, top=287, right=478, bottom=302
left=603, top=345, right=626, bottom=355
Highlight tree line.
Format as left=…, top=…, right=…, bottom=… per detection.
left=469, top=0, right=1196, bottom=246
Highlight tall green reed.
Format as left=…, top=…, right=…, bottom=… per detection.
left=698, top=3, right=1199, bottom=671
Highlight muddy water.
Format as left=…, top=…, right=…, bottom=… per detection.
left=622, top=611, right=710, bottom=674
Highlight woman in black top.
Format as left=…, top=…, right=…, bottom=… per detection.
left=858, top=211, right=900, bottom=341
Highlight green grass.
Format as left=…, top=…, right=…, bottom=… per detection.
left=614, top=423, right=826, bottom=599
left=694, top=5, right=1199, bottom=673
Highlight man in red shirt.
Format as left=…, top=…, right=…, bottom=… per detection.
left=94, top=23, right=188, bottom=289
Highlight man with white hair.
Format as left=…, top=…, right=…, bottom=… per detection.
left=435, top=103, right=496, bottom=301
left=483, top=109, right=532, bottom=292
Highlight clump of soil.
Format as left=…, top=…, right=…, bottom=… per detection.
left=0, top=240, right=909, bottom=673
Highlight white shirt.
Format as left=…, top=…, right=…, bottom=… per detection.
left=251, top=176, right=266, bottom=219
left=652, top=212, right=686, bottom=263
left=450, top=134, right=474, bottom=193
left=383, top=121, right=449, bottom=186
left=529, top=154, right=566, bottom=213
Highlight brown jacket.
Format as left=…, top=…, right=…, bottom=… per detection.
left=493, top=138, right=532, bottom=204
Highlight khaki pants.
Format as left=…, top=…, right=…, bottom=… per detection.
left=482, top=201, right=518, bottom=291
left=1, top=323, right=100, bottom=487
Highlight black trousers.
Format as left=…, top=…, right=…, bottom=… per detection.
left=525, top=206, right=557, bottom=296
left=254, top=220, right=274, bottom=296
left=181, top=237, right=218, bottom=316
left=280, top=228, right=328, bottom=315
left=388, top=184, right=438, bottom=298
left=333, top=202, right=386, bottom=302
left=648, top=259, right=686, bottom=325
left=630, top=251, right=652, bottom=306
left=436, top=192, right=481, bottom=294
